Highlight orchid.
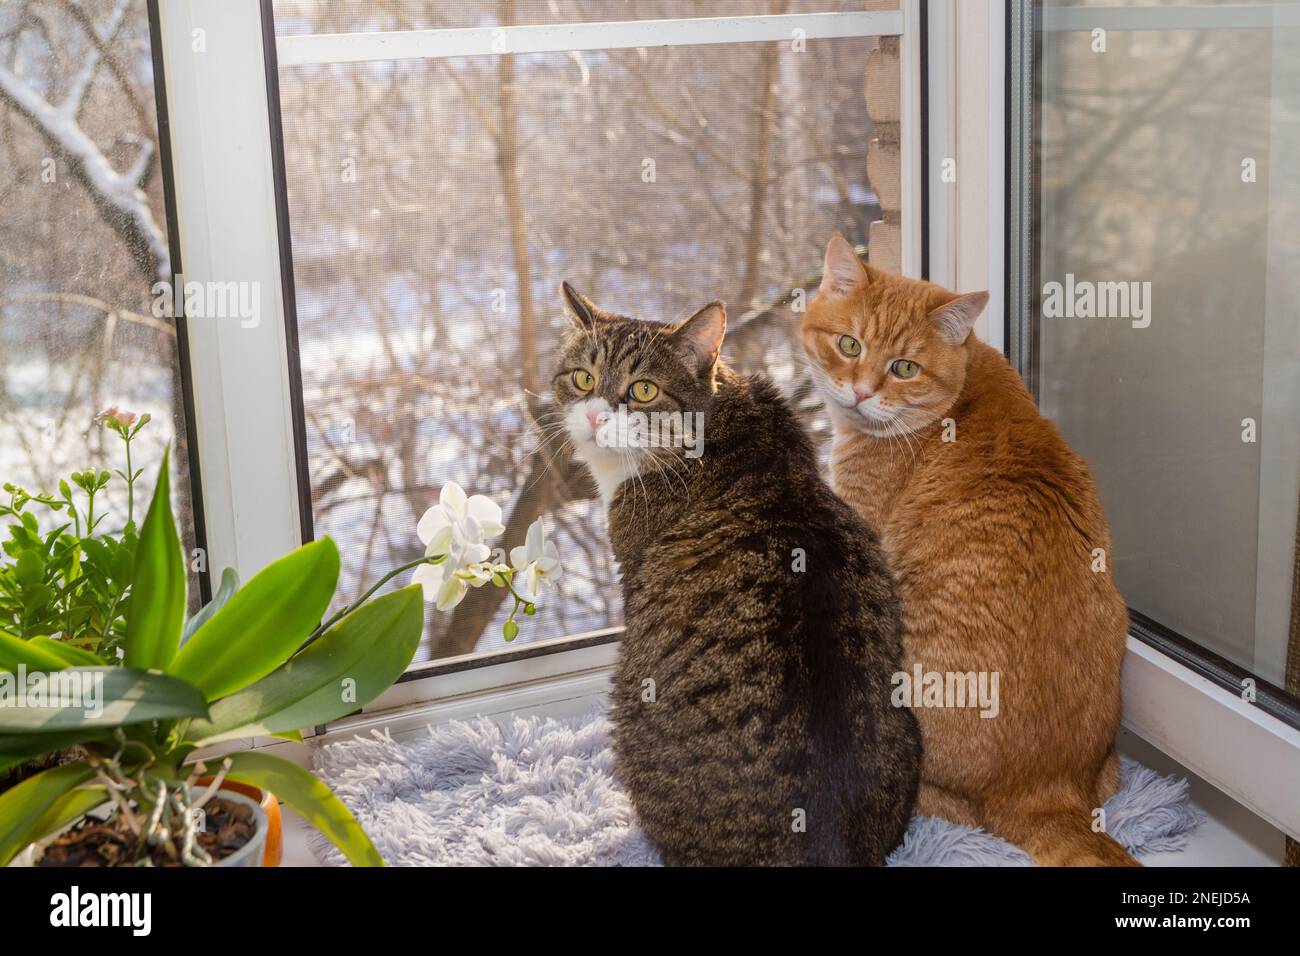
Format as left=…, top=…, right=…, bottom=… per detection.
left=412, top=482, right=501, bottom=610
left=409, top=484, right=563, bottom=641
left=510, top=516, right=564, bottom=600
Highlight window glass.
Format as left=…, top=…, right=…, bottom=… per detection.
left=272, top=4, right=900, bottom=662
left=1035, top=0, right=1300, bottom=691
left=0, top=0, right=200, bottom=594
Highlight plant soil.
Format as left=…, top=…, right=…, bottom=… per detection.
left=36, top=795, right=255, bottom=867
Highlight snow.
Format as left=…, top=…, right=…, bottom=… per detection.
left=0, top=0, right=169, bottom=283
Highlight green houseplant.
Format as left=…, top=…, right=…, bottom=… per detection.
left=0, top=450, right=424, bottom=865
left=0, top=409, right=152, bottom=666
left=0, top=440, right=564, bottom=866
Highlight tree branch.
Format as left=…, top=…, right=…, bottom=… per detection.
left=63, top=0, right=132, bottom=121
left=0, top=53, right=168, bottom=281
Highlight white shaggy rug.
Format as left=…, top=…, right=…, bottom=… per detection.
left=309, top=710, right=1200, bottom=867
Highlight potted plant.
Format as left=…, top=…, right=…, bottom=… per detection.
left=0, top=410, right=152, bottom=797
left=0, top=431, right=563, bottom=866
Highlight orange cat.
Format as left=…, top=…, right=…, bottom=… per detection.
left=800, top=234, right=1135, bottom=866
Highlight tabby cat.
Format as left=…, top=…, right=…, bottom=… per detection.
left=799, top=234, right=1135, bottom=866
left=553, top=282, right=921, bottom=866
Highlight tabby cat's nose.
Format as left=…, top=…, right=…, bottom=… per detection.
left=854, top=387, right=874, bottom=404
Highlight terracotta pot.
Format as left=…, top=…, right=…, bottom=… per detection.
left=200, top=776, right=282, bottom=867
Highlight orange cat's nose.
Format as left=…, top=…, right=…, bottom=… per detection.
left=853, top=387, right=874, bottom=404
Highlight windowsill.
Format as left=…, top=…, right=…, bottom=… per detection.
left=1115, top=728, right=1284, bottom=867
left=272, top=691, right=1286, bottom=868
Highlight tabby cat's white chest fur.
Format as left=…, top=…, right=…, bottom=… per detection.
left=564, top=396, right=638, bottom=505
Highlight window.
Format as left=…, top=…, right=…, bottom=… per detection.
left=265, top=1, right=912, bottom=666
left=1010, top=0, right=1300, bottom=720
left=0, top=0, right=202, bottom=599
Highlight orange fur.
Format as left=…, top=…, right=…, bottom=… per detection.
left=800, top=235, right=1136, bottom=867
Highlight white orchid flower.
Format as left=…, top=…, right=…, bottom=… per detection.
left=457, top=559, right=505, bottom=589
left=510, top=516, right=564, bottom=601
left=439, top=482, right=506, bottom=539
left=432, top=573, right=467, bottom=611
left=414, top=482, right=505, bottom=606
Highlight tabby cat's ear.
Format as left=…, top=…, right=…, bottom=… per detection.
left=818, top=233, right=869, bottom=299
left=561, top=281, right=603, bottom=330
left=929, top=291, right=989, bottom=345
left=672, top=301, right=727, bottom=375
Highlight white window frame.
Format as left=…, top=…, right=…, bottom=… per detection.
left=155, top=0, right=305, bottom=581
left=1004, top=0, right=1300, bottom=842
left=156, top=0, right=1299, bottom=843
left=924, top=0, right=1006, bottom=352
left=156, top=0, right=924, bottom=711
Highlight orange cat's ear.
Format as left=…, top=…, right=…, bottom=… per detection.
left=561, top=281, right=603, bottom=330
left=818, top=233, right=869, bottom=299
left=930, top=291, right=989, bottom=345
left=671, top=301, right=727, bottom=374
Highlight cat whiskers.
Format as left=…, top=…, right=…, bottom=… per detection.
left=874, top=408, right=922, bottom=468
left=619, top=444, right=650, bottom=520
left=647, top=446, right=692, bottom=504
left=519, top=414, right=581, bottom=496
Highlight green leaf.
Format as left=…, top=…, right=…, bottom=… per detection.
left=181, top=566, right=239, bottom=646
left=187, top=586, right=423, bottom=745
left=219, top=750, right=383, bottom=866
left=0, top=728, right=109, bottom=772
left=0, top=667, right=208, bottom=732
left=26, top=637, right=105, bottom=667
left=0, top=630, right=68, bottom=672
left=0, top=760, right=97, bottom=866
left=111, top=534, right=135, bottom=584
left=169, top=538, right=339, bottom=701
left=21, top=584, right=54, bottom=613
left=79, top=537, right=113, bottom=571
left=123, top=449, right=186, bottom=671
left=15, top=550, right=43, bottom=587
left=21, top=785, right=109, bottom=858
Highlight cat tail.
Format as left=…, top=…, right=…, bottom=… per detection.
left=984, top=804, right=1141, bottom=867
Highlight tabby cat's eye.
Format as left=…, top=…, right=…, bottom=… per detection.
left=890, top=359, right=921, bottom=379
left=572, top=369, right=595, bottom=392
left=837, top=335, right=862, bottom=358
left=628, top=380, right=659, bottom=403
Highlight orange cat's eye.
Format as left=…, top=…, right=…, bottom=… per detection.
left=890, top=359, right=921, bottom=379
left=837, top=335, right=862, bottom=358
left=572, top=369, right=595, bottom=392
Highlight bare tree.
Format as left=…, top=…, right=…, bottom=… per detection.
left=0, top=0, right=166, bottom=282
left=0, top=0, right=194, bottom=568
left=270, top=0, right=884, bottom=661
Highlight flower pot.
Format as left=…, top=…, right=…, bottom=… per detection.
left=8, top=786, right=268, bottom=868
left=209, top=789, right=270, bottom=868
left=199, top=776, right=282, bottom=867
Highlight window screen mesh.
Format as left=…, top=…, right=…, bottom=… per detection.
left=273, top=6, right=898, bottom=662
left=0, top=0, right=200, bottom=598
